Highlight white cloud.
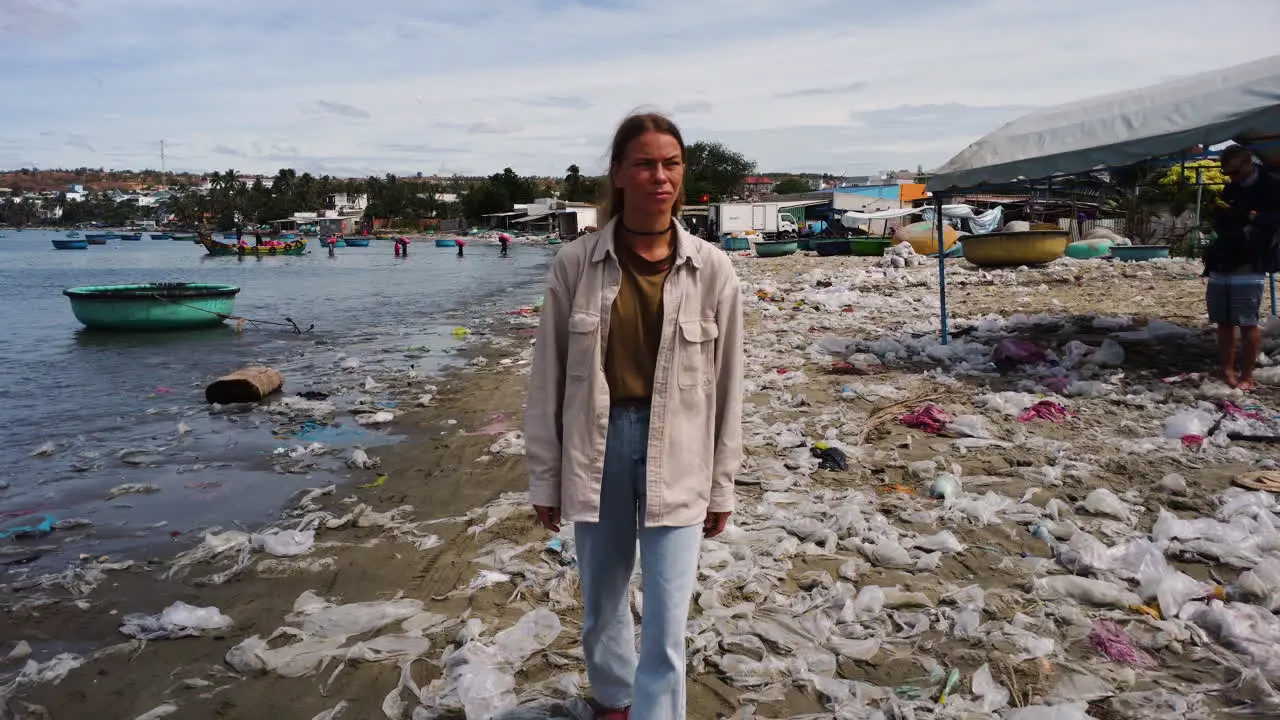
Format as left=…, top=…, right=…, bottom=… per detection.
left=0, top=0, right=1276, bottom=175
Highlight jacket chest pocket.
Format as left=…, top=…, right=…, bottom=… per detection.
left=567, top=312, right=601, bottom=379
left=678, top=319, right=718, bottom=389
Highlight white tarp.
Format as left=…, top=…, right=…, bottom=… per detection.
left=841, top=205, right=1004, bottom=234
left=927, top=54, right=1280, bottom=191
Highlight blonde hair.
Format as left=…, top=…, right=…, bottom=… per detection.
left=601, top=112, right=686, bottom=223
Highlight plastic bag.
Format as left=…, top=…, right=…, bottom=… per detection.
left=1080, top=488, right=1134, bottom=521
left=1033, top=576, right=1141, bottom=609
left=1163, top=409, right=1216, bottom=439
left=252, top=529, right=316, bottom=557
left=1092, top=339, right=1126, bottom=367
left=119, top=601, right=232, bottom=640
left=972, top=663, right=1010, bottom=711
left=286, top=591, right=425, bottom=639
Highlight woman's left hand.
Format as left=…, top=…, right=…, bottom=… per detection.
left=703, top=511, right=731, bottom=538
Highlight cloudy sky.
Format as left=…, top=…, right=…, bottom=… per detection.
left=1, top=0, right=1276, bottom=178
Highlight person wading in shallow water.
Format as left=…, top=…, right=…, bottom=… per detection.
left=525, top=112, right=744, bottom=720
left=1206, top=144, right=1280, bottom=391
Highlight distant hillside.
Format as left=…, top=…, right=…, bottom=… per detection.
left=0, top=169, right=204, bottom=193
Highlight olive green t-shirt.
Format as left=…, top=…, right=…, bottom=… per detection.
left=605, top=242, right=673, bottom=401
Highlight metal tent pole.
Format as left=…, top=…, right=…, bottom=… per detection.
left=936, top=195, right=949, bottom=344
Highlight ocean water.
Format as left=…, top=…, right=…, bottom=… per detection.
left=0, top=229, right=551, bottom=568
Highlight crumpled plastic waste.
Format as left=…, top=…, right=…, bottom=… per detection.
left=355, top=410, right=395, bottom=426
left=1017, top=400, right=1073, bottom=423
left=811, top=443, right=848, bottom=471
left=119, top=601, right=232, bottom=640
left=1088, top=619, right=1157, bottom=667
left=251, top=529, right=315, bottom=557
left=992, top=337, right=1050, bottom=367
left=900, top=404, right=952, bottom=434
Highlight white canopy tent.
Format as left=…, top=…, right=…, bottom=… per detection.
left=922, top=54, right=1280, bottom=343
left=927, top=54, right=1280, bottom=193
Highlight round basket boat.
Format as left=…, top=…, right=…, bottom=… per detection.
left=895, top=221, right=959, bottom=256
left=850, top=238, right=891, bottom=256
left=63, top=283, right=240, bottom=331
left=754, top=240, right=798, bottom=258
left=961, top=230, right=1069, bottom=267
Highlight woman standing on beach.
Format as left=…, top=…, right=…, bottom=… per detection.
left=525, top=112, right=744, bottom=720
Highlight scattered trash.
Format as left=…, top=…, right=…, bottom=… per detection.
left=357, top=475, right=388, bottom=489
left=346, top=448, right=381, bottom=469
left=1088, top=619, right=1157, bottom=667
left=106, top=483, right=161, bottom=499
left=811, top=442, right=848, bottom=471
left=28, top=441, right=56, bottom=457
left=1017, top=400, right=1073, bottom=423
left=205, top=366, right=284, bottom=404
left=355, top=411, right=395, bottom=426
left=119, top=601, right=233, bottom=640
left=901, top=405, right=952, bottom=434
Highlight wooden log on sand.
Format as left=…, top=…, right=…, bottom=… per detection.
left=205, top=366, right=284, bottom=404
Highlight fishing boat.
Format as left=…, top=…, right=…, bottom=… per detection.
left=961, top=230, right=1069, bottom=267
left=277, top=232, right=299, bottom=240
left=721, top=235, right=752, bottom=252
left=849, top=238, right=891, bottom=256
left=118, top=233, right=142, bottom=241
left=435, top=237, right=457, bottom=248
left=813, top=238, right=852, bottom=257
left=343, top=237, right=370, bottom=247
left=63, top=283, right=240, bottom=331
left=52, top=238, right=89, bottom=250
left=84, top=232, right=114, bottom=244
left=66, top=231, right=82, bottom=239
left=198, top=233, right=307, bottom=257
left=170, top=232, right=198, bottom=242
left=149, top=232, right=172, bottom=240
left=754, top=240, right=798, bottom=258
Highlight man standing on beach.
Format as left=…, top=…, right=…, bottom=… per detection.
left=1206, top=145, right=1280, bottom=391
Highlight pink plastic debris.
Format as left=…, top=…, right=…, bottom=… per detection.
left=1088, top=620, right=1157, bottom=668
left=991, top=338, right=1049, bottom=367
left=1017, top=400, right=1074, bottom=424
left=901, top=405, right=953, bottom=434
left=1224, top=401, right=1268, bottom=422
left=1181, top=434, right=1205, bottom=448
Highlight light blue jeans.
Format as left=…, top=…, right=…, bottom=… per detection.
left=575, top=405, right=703, bottom=720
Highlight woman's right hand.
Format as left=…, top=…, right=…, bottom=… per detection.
left=534, top=505, right=561, bottom=533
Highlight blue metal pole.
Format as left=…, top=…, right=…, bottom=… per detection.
left=1271, top=273, right=1277, bottom=317
left=936, top=196, right=949, bottom=344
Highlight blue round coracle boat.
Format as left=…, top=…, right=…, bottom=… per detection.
left=63, top=283, right=240, bottom=331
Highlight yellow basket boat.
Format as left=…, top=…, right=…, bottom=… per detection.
left=961, top=230, right=1070, bottom=267
left=895, top=221, right=958, bottom=256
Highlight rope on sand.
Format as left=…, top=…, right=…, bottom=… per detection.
left=148, top=294, right=313, bottom=334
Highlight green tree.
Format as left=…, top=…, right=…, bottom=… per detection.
left=684, top=141, right=755, bottom=204
left=772, top=176, right=812, bottom=195
left=563, top=164, right=599, bottom=203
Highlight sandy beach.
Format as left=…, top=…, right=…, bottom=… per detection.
left=5, top=245, right=1280, bottom=720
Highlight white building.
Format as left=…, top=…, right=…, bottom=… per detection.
left=323, top=193, right=368, bottom=217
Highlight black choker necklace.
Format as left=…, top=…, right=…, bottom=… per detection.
left=620, top=220, right=673, bottom=236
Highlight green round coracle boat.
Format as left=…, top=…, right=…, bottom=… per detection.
left=63, top=283, right=240, bottom=331
left=754, top=240, right=798, bottom=257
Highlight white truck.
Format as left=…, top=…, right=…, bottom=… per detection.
left=710, top=202, right=799, bottom=240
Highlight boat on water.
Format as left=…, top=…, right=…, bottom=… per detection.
left=149, top=232, right=172, bottom=240
left=119, top=233, right=142, bottom=241
left=435, top=237, right=457, bottom=248
left=52, top=238, right=89, bottom=250
left=169, top=232, right=197, bottom=242
left=66, top=231, right=82, bottom=239
left=198, top=234, right=307, bottom=257
left=343, top=237, right=370, bottom=247
left=84, top=232, right=115, bottom=244
left=63, top=283, right=240, bottom=331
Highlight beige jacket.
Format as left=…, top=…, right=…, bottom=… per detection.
left=525, top=218, right=744, bottom=527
